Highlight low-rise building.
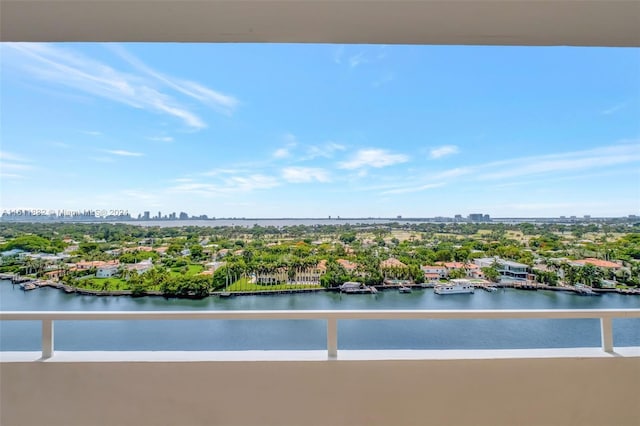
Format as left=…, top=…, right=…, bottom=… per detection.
left=475, top=257, right=533, bottom=283
left=570, top=258, right=622, bottom=269
left=96, top=265, right=119, bottom=278
left=421, top=265, right=447, bottom=280
left=126, top=258, right=153, bottom=275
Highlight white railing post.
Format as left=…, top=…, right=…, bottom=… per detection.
left=600, top=317, right=613, bottom=353
left=327, top=318, right=337, bottom=359
left=42, top=319, right=54, bottom=359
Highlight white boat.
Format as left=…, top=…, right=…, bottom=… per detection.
left=340, top=282, right=375, bottom=294
left=398, top=286, right=412, bottom=293
left=434, top=279, right=475, bottom=295
left=20, top=282, right=37, bottom=291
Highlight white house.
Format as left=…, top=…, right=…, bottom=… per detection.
left=475, top=257, right=533, bottom=283
left=421, top=265, right=447, bottom=281
left=96, top=265, right=119, bottom=278
left=126, top=258, right=154, bottom=275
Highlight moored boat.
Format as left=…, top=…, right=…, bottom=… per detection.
left=434, top=279, right=475, bottom=295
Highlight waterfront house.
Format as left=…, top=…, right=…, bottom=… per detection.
left=336, top=259, right=358, bottom=272
left=254, top=267, right=288, bottom=285
left=438, top=262, right=484, bottom=279
left=380, top=258, right=408, bottom=279
left=421, top=265, right=447, bottom=280
left=74, top=260, right=119, bottom=271
left=96, top=265, right=119, bottom=278
left=126, top=258, right=153, bottom=275
left=474, top=257, right=533, bottom=283
left=570, top=258, right=622, bottom=270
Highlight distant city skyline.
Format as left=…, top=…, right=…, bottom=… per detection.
left=1, top=43, right=639, bottom=217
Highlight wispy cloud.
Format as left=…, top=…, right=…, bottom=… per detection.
left=430, top=145, right=460, bottom=159
left=273, top=148, right=291, bottom=159
left=382, top=183, right=444, bottom=195
left=202, top=168, right=251, bottom=177
left=304, top=142, right=346, bottom=160
left=50, top=141, right=71, bottom=149
left=103, top=149, right=144, bottom=157
left=372, top=73, right=394, bottom=88
left=477, top=143, right=640, bottom=181
left=89, top=156, right=115, bottom=163
left=335, top=46, right=387, bottom=69
left=108, top=44, right=239, bottom=114
left=4, top=43, right=238, bottom=129
left=82, top=130, right=102, bottom=136
left=601, top=102, right=627, bottom=115
left=148, top=136, right=174, bottom=142
left=376, top=141, right=640, bottom=195
left=0, top=151, right=34, bottom=179
left=273, top=133, right=298, bottom=158
left=349, top=52, right=367, bottom=68
left=338, top=149, right=409, bottom=170
left=168, top=174, right=279, bottom=197
left=282, top=167, right=331, bottom=183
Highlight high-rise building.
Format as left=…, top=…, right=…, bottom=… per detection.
left=143, top=211, right=150, bottom=220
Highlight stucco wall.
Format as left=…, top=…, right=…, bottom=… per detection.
left=2, top=357, right=639, bottom=426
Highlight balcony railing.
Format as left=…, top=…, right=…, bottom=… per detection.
left=1, top=309, right=639, bottom=360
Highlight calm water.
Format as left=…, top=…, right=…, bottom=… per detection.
left=1, top=281, right=638, bottom=351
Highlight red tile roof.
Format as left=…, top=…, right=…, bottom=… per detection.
left=573, top=258, right=621, bottom=269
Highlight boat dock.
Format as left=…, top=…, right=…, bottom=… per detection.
left=473, top=283, right=499, bottom=292
left=211, top=288, right=326, bottom=296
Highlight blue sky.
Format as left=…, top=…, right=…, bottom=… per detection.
left=1, top=43, right=639, bottom=218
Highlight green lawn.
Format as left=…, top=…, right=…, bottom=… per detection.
left=225, top=277, right=322, bottom=292
left=169, top=264, right=204, bottom=278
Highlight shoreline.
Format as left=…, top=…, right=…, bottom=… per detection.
left=4, top=278, right=639, bottom=298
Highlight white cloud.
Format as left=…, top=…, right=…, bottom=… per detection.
left=349, top=52, right=367, bottom=68
left=168, top=174, right=279, bottom=197
left=148, top=136, right=174, bottom=142
left=273, top=148, right=291, bottom=159
left=89, top=156, right=115, bottom=163
left=305, top=142, right=346, bottom=159
left=273, top=133, right=298, bottom=158
left=0, top=172, right=25, bottom=180
left=227, top=175, right=279, bottom=191
left=601, top=103, right=627, bottom=115
left=372, top=73, right=394, bottom=88
left=364, top=142, right=640, bottom=197
left=109, top=44, right=239, bottom=114
left=104, top=150, right=144, bottom=157
left=0, top=151, right=28, bottom=162
left=82, top=130, right=102, bottom=136
left=0, top=151, right=33, bottom=179
left=477, top=143, right=640, bottom=181
left=338, top=149, right=409, bottom=169
left=4, top=43, right=238, bottom=130
left=282, top=167, right=331, bottom=183
left=382, top=183, right=444, bottom=195
left=50, top=142, right=71, bottom=148
left=202, top=168, right=250, bottom=177
left=430, top=145, right=460, bottom=159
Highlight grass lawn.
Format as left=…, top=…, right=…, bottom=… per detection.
left=169, top=264, right=204, bottom=278
left=226, top=277, right=322, bottom=292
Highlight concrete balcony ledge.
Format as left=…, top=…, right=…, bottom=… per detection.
left=2, top=349, right=640, bottom=426
left=2, top=346, right=640, bottom=363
